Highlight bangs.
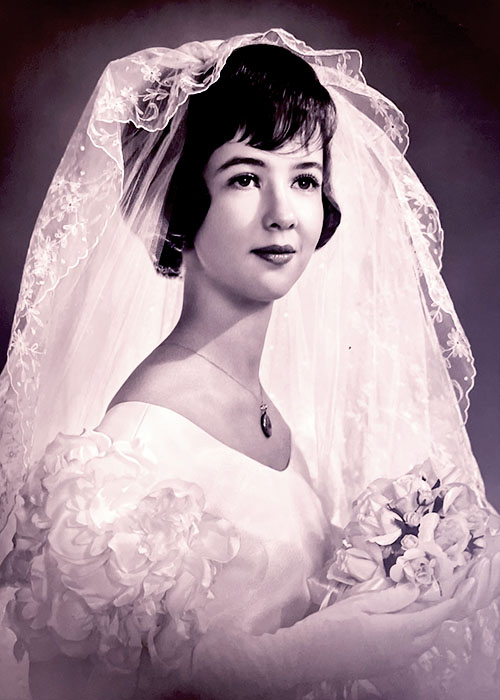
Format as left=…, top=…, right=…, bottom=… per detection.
left=121, top=43, right=340, bottom=277
left=224, top=82, right=334, bottom=151
left=186, top=44, right=337, bottom=158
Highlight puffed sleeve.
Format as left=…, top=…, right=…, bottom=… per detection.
left=3, top=430, right=239, bottom=698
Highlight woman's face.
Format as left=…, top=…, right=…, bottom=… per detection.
left=188, top=137, right=324, bottom=303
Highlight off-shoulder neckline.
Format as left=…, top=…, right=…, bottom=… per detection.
left=104, top=400, right=293, bottom=473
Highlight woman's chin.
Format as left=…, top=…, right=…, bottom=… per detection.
left=239, top=275, right=302, bottom=303
left=246, top=263, right=308, bottom=302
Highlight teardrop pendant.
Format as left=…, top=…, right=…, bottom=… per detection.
left=260, top=403, right=272, bottom=438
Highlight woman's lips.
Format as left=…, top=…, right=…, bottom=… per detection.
left=252, top=245, right=296, bottom=266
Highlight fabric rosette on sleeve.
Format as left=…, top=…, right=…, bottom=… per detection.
left=317, top=461, right=500, bottom=608
left=2, top=431, right=239, bottom=675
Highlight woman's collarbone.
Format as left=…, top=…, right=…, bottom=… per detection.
left=175, top=389, right=291, bottom=471
left=115, top=356, right=291, bottom=470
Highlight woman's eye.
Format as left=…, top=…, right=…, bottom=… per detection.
left=293, top=174, right=321, bottom=191
left=228, top=173, right=259, bottom=189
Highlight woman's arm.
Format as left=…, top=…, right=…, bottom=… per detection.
left=27, top=569, right=489, bottom=700
left=166, top=583, right=473, bottom=699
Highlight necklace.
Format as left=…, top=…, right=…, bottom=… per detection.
left=169, top=341, right=272, bottom=438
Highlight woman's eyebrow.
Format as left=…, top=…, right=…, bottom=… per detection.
left=217, top=157, right=265, bottom=172
left=216, top=156, right=323, bottom=172
left=294, top=161, right=323, bottom=171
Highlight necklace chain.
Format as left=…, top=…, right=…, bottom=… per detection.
left=169, top=341, right=265, bottom=405
left=168, top=340, right=272, bottom=438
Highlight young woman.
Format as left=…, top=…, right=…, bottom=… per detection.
left=1, top=29, right=499, bottom=700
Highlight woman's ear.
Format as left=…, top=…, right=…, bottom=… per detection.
left=158, top=160, right=211, bottom=275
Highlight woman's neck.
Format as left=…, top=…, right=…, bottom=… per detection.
left=167, top=263, right=273, bottom=388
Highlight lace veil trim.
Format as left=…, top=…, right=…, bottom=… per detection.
left=0, top=28, right=479, bottom=537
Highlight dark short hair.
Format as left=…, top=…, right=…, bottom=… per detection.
left=124, top=44, right=341, bottom=276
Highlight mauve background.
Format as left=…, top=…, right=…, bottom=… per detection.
left=1, top=1, right=499, bottom=505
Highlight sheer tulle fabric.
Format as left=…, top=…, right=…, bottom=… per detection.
left=0, top=29, right=480, bottom=543
left=0, top=26, right=497, bottom=700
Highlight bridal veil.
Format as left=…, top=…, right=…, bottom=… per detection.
left=0, top=29, right=483, bottom=556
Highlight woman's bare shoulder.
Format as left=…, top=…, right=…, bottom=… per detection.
left=108, top=344, right=197, bottom=411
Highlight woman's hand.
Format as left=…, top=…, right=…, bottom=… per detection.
left=314, top=580, right=473, bottom=678
left=190, top=580, right=471, bottom=698
left=449, top=546, right=500, bottom=620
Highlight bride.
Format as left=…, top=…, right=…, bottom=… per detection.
left=1, top=29, right=499, bottom=700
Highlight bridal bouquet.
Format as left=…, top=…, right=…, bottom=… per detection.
left=320, top=462, right=498, bottom=607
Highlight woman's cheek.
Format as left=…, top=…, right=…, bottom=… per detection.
left=305, top=204, right=324, bottom=251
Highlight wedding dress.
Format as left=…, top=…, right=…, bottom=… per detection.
left=3, top=402, right=500, bottom=699
left=3, top=401, right=328, bottom=699
left=1, top=28, right=499, bottom=700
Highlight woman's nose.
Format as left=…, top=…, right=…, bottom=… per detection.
left=262, top=188, right=297, bottom=231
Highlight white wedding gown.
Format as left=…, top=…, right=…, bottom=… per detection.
left=1, top=401, right=328, bottom=699
left=2, top=401, right=500, bottom=700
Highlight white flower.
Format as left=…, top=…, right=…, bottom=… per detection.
left=327, top=545, right=381, bottom=586
left=59, top=192, right=82, bottom=215
left=49, top=176, right=69, bottom=194
left=7, top=432, right=239, bottom=673
left=141, top=64, right=161, bottom=83
left=390, top=516, right=455, bottom=600
left=465, top=507, right=490, bottom=538
left=370, top=97, right=389, bottom=117
left=401, top=534, right=419, bottom=550
left=445, top=330, right=469, bottom=359
left=383, top=114, right=404, bottom=144
left=31, top=237, right=58, bottom=279
left=434, top=515, right=470, bottom=562
left=62, top=222, right=85, bottom=239
left=120, top=86, right=139, bottom=104
left=390, top=549, right=436, bottom=587
left=10, top=330, right=31, bottom=358
left=97, top=91, right=127, bottom=116
left=404, top=511, right=422, bottom=528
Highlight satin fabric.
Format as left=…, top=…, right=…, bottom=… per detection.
left=2, top=401, right=328, bottom=699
